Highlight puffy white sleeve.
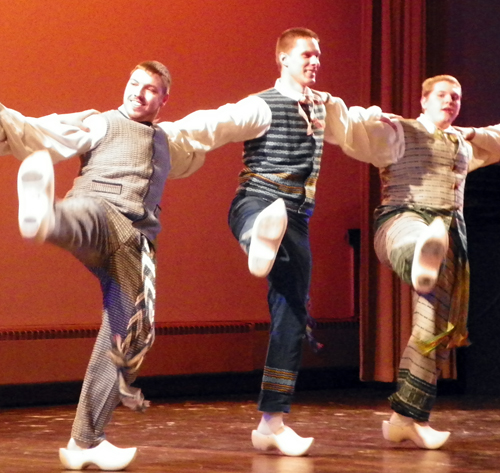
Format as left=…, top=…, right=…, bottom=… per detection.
left=468, top=124, right=500, bottom=172
left=323, top=95, right=404, bottom=168
left=0, top=103, right=100, bottom=163
left=166, top=139, right=206, bottom=180
left=158, top=96, right=272, bottom=179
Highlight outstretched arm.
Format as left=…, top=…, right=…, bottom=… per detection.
left=58, top=109, right=100, bottom=132
left=0, top=104, right=101, bottom=163
left=323, top=95, right=404, bottom=168
left=460, top=124, right=500, bottom=171
left=158, top=95, right=272, bottom=179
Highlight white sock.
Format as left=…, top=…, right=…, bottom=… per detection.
left=68, top=438, right=91, bottom=450
left=257, top=412, right=284, bottom=435
left=390, top=412, right=414, bottom=427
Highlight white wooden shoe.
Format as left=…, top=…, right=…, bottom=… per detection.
left=17, top=150, right=54, bottom=242
left=59, top=438, right=137, bottom=471
left=248, top=198, right=287, bottom=278
left=251, top=426, right=314, bottom=456
left=411, top=217, right=448, bottom=294
left=382, top=420, right=450, bottom=449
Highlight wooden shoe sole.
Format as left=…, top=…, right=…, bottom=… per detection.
left=17, top=150, right=54, bottom=242
left=382, top=420, right=450, bottom=449
left=248, top=199, right=287, bottom=278
left=251, top=426, right=314, bottom=456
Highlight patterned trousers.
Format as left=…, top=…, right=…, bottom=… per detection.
left=48, top=196, right=152, bottom=445
left=374, top=210, right=468, bottom=422
left=229, top=195, right=311, bottom=413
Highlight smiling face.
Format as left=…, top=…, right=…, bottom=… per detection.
left=279, top=37, right=321, bottom=91
left=421, top=80, right=462, bottom=129
left=122, top=68, right=169, bottom=123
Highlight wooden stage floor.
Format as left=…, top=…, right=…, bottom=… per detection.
left=1, top=387, right=500, bottom=472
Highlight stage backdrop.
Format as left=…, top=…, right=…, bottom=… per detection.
left=0, top=0, right=368, bottom=385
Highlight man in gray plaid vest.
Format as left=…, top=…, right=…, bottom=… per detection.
left=0, top=60, right=206, bottom=470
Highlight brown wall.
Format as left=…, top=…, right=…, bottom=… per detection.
left=0, top=1, right=366, bottom=383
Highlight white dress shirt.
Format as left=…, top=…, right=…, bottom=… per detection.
left=0, top=103, right=205, bottom=179
left=0, top=81, right=385, bottom=176
left=336, top=109, right=500, bottom=171
left=159, top=79, right=389, bottom=160
left=3, top=87, right=498, bottom=178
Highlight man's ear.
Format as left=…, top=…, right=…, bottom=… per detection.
left=161, top=94, right=169, bottom=107
left=279, top=52, right=288, bottom=69
left=420, top=96, right=427, bottom=111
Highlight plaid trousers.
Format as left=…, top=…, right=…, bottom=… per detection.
left=48, top=196, right=154, bottom=445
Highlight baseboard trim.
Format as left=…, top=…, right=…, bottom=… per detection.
left=0, top=319, right=360, bottom=386
left=0, top=367, right=362, bottom=408
left=0, top=318, right=357, bottom=340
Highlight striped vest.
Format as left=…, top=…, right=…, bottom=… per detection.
left=379, top=119, right=470, bottom=211
left=67, top=110, right=171, bottom=242
left=237, top=88, right=326, bottom=217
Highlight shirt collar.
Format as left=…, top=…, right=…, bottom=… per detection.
left=118, top=105, right=153, bottom=126
left=417, top=113, right=458, bottom=135
left=118, top=104, right=130, bottom=119
left=274, top=79, right=317, bottom=103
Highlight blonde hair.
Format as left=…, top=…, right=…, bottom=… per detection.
left=421, top=75, right=461, bottom=98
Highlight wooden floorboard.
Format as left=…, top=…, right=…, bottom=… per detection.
left=1, top=387, right=500, bottom=472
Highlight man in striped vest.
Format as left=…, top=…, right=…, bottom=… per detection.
left=227, top=29, right=324, bottom=457
left=165, top=27, right=382, bottom=456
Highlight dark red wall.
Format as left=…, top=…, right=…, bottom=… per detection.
left=0, top=1, right=366, bottom=329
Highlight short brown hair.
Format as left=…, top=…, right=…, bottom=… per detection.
left=132, top=60, right=172, bottom=94
left=421, top=75, right=461, bottom=98
left=275, top=27, right=319, bottom=67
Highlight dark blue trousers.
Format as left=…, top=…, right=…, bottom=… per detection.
left=229, top=195, right=312, bottom=413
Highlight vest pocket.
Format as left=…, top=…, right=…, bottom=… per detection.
left=90, top=180, right=123, bottom=195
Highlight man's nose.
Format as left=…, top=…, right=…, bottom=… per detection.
left=134, top=87, right=145, bottom=97
left=310, top=56, right=320, bottom=65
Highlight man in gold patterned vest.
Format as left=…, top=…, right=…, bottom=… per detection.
left=336, top=75, right=500, bottom=449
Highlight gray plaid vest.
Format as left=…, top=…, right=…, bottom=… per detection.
left=67, top=110, right=171, bottom=242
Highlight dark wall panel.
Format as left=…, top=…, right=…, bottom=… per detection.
left=427, top=0, right=500, bottom=393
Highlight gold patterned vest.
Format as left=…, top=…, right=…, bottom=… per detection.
left=379, top=119, right=470, bottom=212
